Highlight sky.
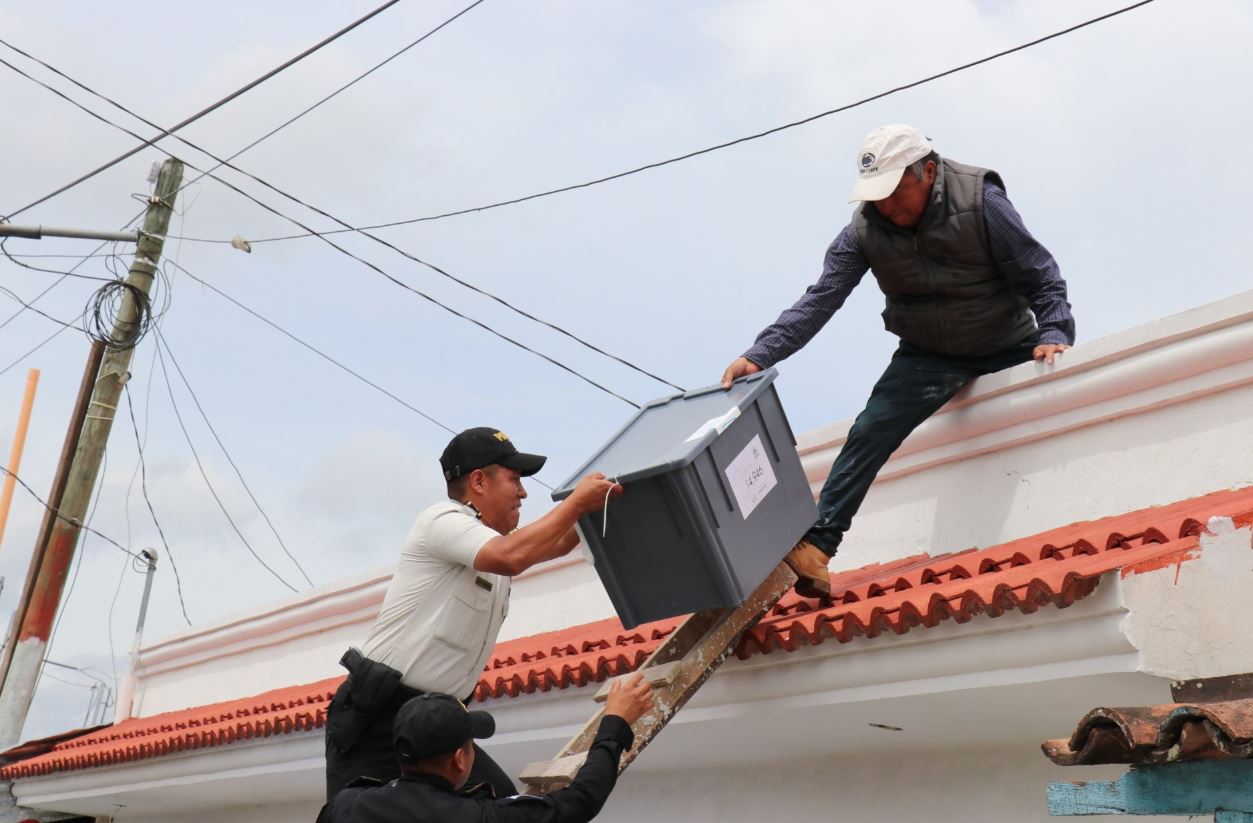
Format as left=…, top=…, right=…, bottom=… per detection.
left=0, top=0, right=1250, bottom=741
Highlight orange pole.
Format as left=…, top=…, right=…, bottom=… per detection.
left=0, top=369, right=40, bottom=554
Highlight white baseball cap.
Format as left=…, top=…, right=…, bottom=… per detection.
left=847, top=124, right=934, bottom=203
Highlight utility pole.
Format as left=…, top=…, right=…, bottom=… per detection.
left=0, top=158, right=184, bottom=748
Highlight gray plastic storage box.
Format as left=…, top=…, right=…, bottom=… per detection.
left=552, top=368, right=815, bottom=628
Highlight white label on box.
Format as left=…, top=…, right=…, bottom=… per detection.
left=685, top=407, right=741, bottom=443
left=724, top=434, right=777, bottom=519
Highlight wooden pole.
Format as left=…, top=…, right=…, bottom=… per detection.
left=0, top=343, right=104, bottom=697
left=0, top=369, right=40, bottom=554
left=0, top=159, right=183, bottom=748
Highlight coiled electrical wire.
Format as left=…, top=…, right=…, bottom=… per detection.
left=85, top=279, right=152, bottom=350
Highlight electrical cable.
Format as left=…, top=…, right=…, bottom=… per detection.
left=38, top=661, right=115, bottom=727
left=0, top=35, right=679, bottom=399
left=0, top=324, right=71, bottom=377
left=164, top=0, right=488, bottom=204
left=0, top=211, right=144, bottom=346
left=107, top=506, right=137, bottom=691
left=120, top=385, right=193, bottom=625
left=84, top=280, right=153, bottom=351
left=2, top=0, right=404, bottom=220
left=0, top=279, right=83, bottom=331
left=153, top=330, right=313, bottom=589
left=0, top=464, right=143, bottom=563
left=111, top=253, right=177, bottom=678
left=0, top=241, right=117, bottom=280
left=39, top=669, right=96, bottom=690
left=141, top=352, right=300, bottom=593
left=0, top=53, right=644, bottom=407
left=163, top=258, right=555, bottom=492
left=0, top=251, right=117, bottom=260
left=161, top=258, right=451, bottom=434
left=38, top=449, right=108, bottom=701
left=233, top=0, right=1162, bottom=236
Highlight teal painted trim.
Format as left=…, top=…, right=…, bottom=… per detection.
left=1048, top=761, right=1253, bottom=816
left=1216, top=812, right=1253, bottom=822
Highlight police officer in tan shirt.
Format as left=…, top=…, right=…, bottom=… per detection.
left=325, top=428, right=621, bottom=800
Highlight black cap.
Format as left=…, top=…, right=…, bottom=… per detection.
left=439, top=427, right=547, bottom=483
left=393, top=693, right=495, bottom=760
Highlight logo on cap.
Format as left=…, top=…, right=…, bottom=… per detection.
left=860, top=152, right=876, bottom=170
left=492, top=431, right=510, bottom=443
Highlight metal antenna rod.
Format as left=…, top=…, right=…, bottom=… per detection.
left=128, top=549, right=158, bottom=668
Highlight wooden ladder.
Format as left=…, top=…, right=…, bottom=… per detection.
left=519, top=560, right=797, bottom=793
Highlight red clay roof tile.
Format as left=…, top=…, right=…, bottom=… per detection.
left=1042, top=698, right=1253, bottom=765
left=0, top=676, right=343, bottom=780
left=7, top=486, right=1252, bottom=780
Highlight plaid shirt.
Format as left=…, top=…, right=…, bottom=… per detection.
left=743, top=180, right=1075, bottom=368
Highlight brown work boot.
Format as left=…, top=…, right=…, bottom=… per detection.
left=785, top=539, right=831, bottom=599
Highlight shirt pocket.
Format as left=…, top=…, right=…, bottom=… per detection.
left=433, top=580, right=493, bottom=651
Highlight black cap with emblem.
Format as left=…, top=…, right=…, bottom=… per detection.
left=439, top=427, right=547, bottom=482
left=393, top=693, right=496, bottom=760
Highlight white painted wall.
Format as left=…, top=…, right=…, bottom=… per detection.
left=802, top=289, right=1253, bottom=568
left=26, top=290, right=1245, bottom=823
left=128, top=290, right=1253, bottom=719
left=597, top=746, right=1187, bottom=823
left=57, top=748, right=1184, bottom=823
left=1123, top=519, right=1253, bottom=681
left=130, top=555, right=617, bottom=716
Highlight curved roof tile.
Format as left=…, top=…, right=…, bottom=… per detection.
left=1042, top=699, right=1253, bottom=765
left=6, top=485, right=1252, bottom=780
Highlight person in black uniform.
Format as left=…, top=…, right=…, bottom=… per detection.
left=318, top=673, right=654, bottom=822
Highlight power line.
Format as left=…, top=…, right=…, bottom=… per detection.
left=39, top=668, right=97, bottom=690
left=0, top=236, right=103, bottom=331
left=0, top=241, right=116, bottom=281
left=38, top=448, right=109, bottom=701
left=105, top=549, right=132, bottom=693
left=0, top=251, right=117, bottom=260
left=0, top=464, right=143, bottom=564
left=2, top=0, right=404, bottom=220
left=0, top=280, right=83, bottom=332
left=138, top=361, right=297, bottom=594
left=120, top=386, right=193, bottom=625
left=0, top=210, right=144, bottom=342
left=154, top=329, right=314, bottom=589
left=0, top=30, right=681, bottom=398
left=164, top=259, right=555, bottom=493
left=231, top=0, right=1161, bottom=237
left=0, top=55, right=646, bottom=409
left=0, top=324, right=71, bottom=377
left=165, top=259, right=457, bottom=433
left=167, top=0, right=489, bottom=202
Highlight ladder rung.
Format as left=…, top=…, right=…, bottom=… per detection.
left=518, top=752, right=588, bottom=787
left=520, top=560, right=798, bottom=795
left=592, top=660, right=683, bottom=703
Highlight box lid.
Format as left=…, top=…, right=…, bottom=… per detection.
left=552, top=368, right=779, bottom=500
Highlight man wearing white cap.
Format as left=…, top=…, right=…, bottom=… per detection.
left=722, top=124, right=1074, bottom=598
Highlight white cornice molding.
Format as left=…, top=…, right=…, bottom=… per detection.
left=797, top=289, right=1253, bottom=487
left=16, top=577, right=1140, bottom=814
left=11, top=731, right=323, bottom=814
left=129, top=290, right=1253, bottom=703
left=135, top=570, right=391, bottom=678
left=136, top=552, right=590, bottom=680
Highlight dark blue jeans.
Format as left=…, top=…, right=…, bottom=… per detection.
left=805, top=340, right=1037, bottom=556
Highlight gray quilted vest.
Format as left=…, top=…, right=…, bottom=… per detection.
left=852, top=157, right=1037, bottom=356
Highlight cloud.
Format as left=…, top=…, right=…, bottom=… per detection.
left=2, top=0, right=1252, bottom=744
